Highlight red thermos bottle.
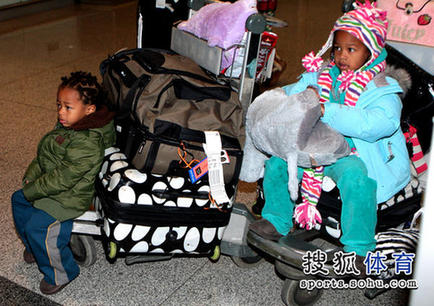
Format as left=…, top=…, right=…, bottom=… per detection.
left=257, top=0, right=277, bottom=13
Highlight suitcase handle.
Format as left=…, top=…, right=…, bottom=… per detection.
left=152, top=189, right=209, bottom=200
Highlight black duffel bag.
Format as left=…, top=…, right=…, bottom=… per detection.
left=100, top=48, right=245, bottom=192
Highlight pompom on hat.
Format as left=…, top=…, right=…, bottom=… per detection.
left=302, top=0, right=388, bottom=72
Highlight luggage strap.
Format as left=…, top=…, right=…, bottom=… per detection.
left=203, top=131, right=230, bottom=205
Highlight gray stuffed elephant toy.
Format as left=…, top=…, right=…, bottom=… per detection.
left=239, top=87, right=351, bottom=201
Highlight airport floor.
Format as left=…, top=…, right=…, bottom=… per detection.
left=0, top=1, right=413, bottom=305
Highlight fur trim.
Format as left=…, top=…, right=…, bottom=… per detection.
left=386, top=65, right=412, bottom=98
left=71, top=105, right=115, bottom=131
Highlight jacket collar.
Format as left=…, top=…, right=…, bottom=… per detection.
left=70, top=105, right=115, bottom=131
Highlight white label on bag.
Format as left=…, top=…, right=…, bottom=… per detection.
left=156, top=0, right=166, bottom=9
left=203, top=131, right=230, bottom=205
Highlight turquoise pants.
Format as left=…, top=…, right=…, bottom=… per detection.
left=262, top=155, right=377, bottom=256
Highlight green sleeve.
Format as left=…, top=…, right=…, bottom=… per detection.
left=23, top=158, right=43, bottom=185
left=23, top=133, right=104, bottom=201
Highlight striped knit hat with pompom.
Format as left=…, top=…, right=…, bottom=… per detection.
left=302, top=0, right=389, bottom=107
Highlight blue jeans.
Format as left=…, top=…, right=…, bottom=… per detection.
left=11, top=190, right=79, bottom=285
left=262, top=155, right=377, bottom=256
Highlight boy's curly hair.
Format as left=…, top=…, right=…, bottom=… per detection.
left=59, top=71, right=104, bottom=108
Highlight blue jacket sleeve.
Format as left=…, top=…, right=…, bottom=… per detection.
left=283, top=72, right=319, bottom=96
left=283, top=73, right=402, bottom=143
left=321, top=91, right=402, bottom=143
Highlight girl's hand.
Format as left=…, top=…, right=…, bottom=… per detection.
left=307, top=86, right=325, bottom=116
left=307, top=85, right=320, bottom=99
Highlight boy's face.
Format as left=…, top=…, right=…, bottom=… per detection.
left=57, top=87, right=95, bottom=127
left=332, top=30, right=371, bottom=72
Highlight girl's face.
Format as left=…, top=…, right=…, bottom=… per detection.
left=57, top=87, right=95, bottom=127
left=332, top=30, right=371, bottom=72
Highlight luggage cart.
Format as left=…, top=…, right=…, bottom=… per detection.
left=170, top=5, right=267, bottom=116
left=71, top=0, right=276, bottom=267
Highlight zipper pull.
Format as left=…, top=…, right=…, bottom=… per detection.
left=387, top=141, right=395, bottom=162
left=138, top=140, right=146, bottom=154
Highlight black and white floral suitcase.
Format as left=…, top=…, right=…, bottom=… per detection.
left=95, top=146, right=236, bottom=259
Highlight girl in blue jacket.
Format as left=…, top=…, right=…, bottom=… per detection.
left=249, top=1, right=411, bottom=268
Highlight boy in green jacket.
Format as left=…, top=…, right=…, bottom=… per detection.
left=11, top=71, right=116, bottom=295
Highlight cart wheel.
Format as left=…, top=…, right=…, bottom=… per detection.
left=106, top=241, right=118, bottom=260
left=70, top=234, right=97, bottom=267
left=209, top=245, right=221, bottom=262
left=281, top=279, right=323, bottom=306
left=231, top=255, right=264, bottom=268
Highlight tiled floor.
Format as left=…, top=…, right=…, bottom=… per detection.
left=0, top=1, right=414, bottom=305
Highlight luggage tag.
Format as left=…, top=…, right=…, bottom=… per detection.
left=188, top=158, right=208, bottom=183
left=188, top=151, right=230, bottom=184
left=201, top=131, right=230, bottom=205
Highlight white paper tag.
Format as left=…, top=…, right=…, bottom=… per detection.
left=203, top=131, right=230, bottom=205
